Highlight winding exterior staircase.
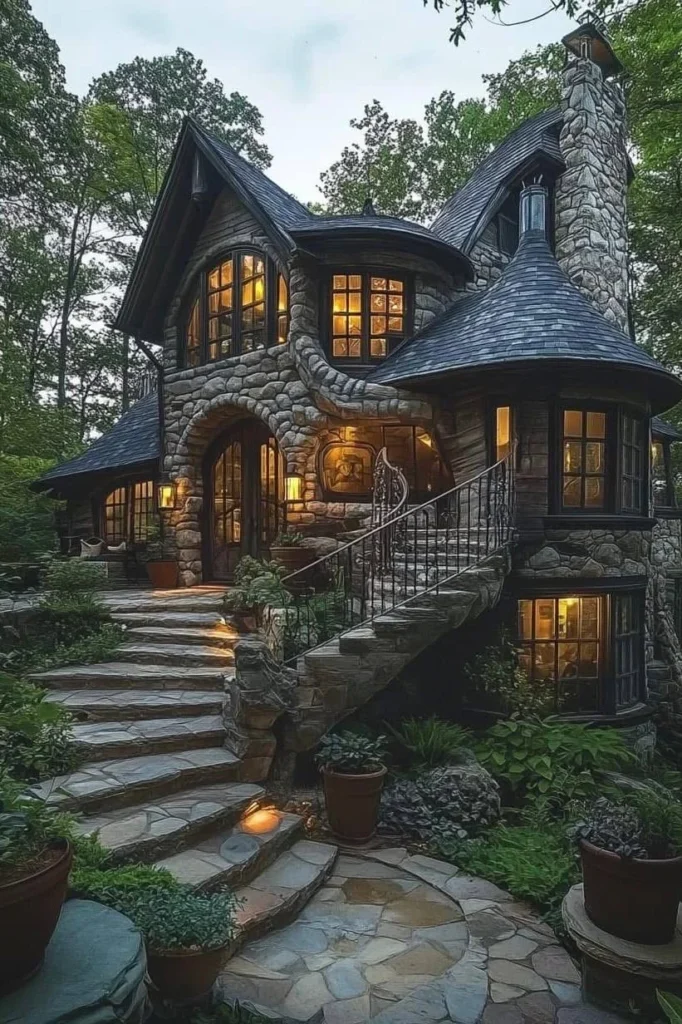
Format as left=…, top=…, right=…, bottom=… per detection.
left=27, top=451, right=515, bottom=957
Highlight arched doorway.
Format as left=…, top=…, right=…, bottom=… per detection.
left=204, top=421, right=286, bottom=579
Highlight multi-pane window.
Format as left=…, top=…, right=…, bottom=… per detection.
left=132, top=481, right=155, bottom=541
left=518, top=595, right=601, bottom=713
left=495, top=406, right=512, bottom=462
left=614, top=594, right=642, bottom=708
left=621, top=414, right=643, bottom=512
left=102, top=480, right=155, bottom=546
left=330, top=271, right=407, bottom=363
left=103, top=487, right=128, bottom=546
left=184, top=250, right=287, bottom=366
left=562, top=409, right=607, bottom=510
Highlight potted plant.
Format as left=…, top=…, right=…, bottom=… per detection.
left=141, top=519, right=178, bottom=589
left=316, top=731, right=388, bottom=844
left=0, top=777, right=73, bottom=993
left=269, top=530, right=315, bottom=577
left=570, top=795, right=682, bottom=944
left=122, top=887, right=238, bottom=1004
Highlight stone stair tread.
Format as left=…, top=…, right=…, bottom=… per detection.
left=126, top=625, right=239, bottom=647
left=30, top=747, right=241, bottom=812
left=115, top=642, right=235, bottom=664
left=101, top=589, right=228, bottom=614
left=112, top=611, right=232, bottom=628
left=70, top=714, right=225, bottom=759
left=75, top=780, right=264, bottom=861
left=45, top=688, right=223, bottom=720
left=156, top=811, right=304, bottom=889
left=30, top=662, right=231, bottom=690
left=231, top=840, right=337, bottom=945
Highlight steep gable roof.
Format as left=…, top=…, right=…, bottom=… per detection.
left=35, top=393, right=160, bottom=492
left=431, top=108, right=564, bottom=254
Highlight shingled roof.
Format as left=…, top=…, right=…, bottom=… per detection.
left=652, top=416, right=682, bottom=442
left=431, top=108, right=563, bottom=254
left=369, top=226, right=682, bottom=409
left=35, top=393, right=160, bottom=491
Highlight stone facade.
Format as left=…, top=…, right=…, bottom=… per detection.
left=555, top=57, right=630, bottom=330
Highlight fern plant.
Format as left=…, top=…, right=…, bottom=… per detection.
left=388, top=716, right=471, bottom=769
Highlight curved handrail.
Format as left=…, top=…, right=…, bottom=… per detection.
left=371, top=447, right=409, bottom=528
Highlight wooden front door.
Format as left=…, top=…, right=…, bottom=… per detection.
left=205, top=421, right=285, bottom=579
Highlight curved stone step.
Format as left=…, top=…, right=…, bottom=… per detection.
left=229, top=840, right=337, bottom=951
left=75, top=780, right=264, bottom=863
left=30, top=747, right=241, bottom=813
left=156, top=811, right=304, bottom=891
left=31, top=662, right=231, bottom=691
left=101, top=589, right=227, bottom=615
left=115, top=642, right=235, bottom=668
left=126, top=625, right=240, bottom=648
left=112, top=611, right=232, bottom=629
left=45, top=687, right=223, bottom=721
left=70, top=714, right=225, bottom=761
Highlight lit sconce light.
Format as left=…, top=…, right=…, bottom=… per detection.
left=241, top=803, right=282, bottom=835
left=285, top=473, right=304, bottom=503
left=157, top=478, right=177, bottom=510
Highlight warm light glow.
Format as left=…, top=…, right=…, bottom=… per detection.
left=241, top=806, right=282, bottom=835
left=417, top=432, right=434, bottom=449
left=496, top=406, right=511, bottom=460
left=285, top=474, right=303, bottom=502
left=157, top=483, right=176, bottom=510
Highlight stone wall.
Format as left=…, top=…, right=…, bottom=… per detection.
left=555, top=56, right=629, bottom=331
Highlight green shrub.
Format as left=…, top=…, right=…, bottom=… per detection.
left=388, top=716, right=471, bottom=770
left=476, top=718, right=634, bottom=807
left=69, top=834, right=182, bottom=910
left=316, top=730, right=387, bottom=774
left=0, top=455, right=58, bottom=562
left=0, top=774, right=74, bottom=873
left=380, top=762, right=501, bottom=841
left=0, top=673, right=80, bottom=782
left=28, top=622, right=125, bottom=673
left=120, top=887, right=238, bottom=952
left=42, top=558, right=103, bottom=599
left=464, top=631, right=554, bottom=718
left=223, top=556, right=288, bottom=613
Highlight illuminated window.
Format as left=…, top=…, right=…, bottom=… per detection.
left=518, top=592, right=643, bottom=714
left=562, top=409, right=607, bottom=510
left=132, top=480, right=155, bottom=541
left=103, top=487, right=128, bottom=546
left=329, top=271, right=407, bottom=362
left=102, top=480, right=155, bottom=545
left=184, top=251, right=285, bottom=366
left=495, top=406, right=512, bottom=462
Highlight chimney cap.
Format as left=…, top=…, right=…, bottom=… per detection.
left=361, top=196, right=377, bottom=217
left=562, top=14, right=624, bottom=77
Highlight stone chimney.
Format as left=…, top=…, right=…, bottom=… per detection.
left=554, top=14, right=629, bottom=331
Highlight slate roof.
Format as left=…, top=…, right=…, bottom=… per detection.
left=369, top=228, right=682, bottom=408
left=36, top=393, right=160, bottom=489
left=652, top=416, right=682, bottom=442
left=431, top=108, right=563, bottom=253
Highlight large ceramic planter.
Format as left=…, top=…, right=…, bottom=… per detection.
left=270, top=546, right=316, bottom=593
left=147, top=945, right=228, bottom=1003
left=580, top=839, right=682, bottom=944
left=146, top=560, right=178, bottom=589
left=0, top=839, right=72, bottom=993
left=322, top=765, right=387, bottom=844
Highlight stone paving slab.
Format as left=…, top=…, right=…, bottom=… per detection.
left=31, top=661, right=232, bottom=690
left=45, top=687, right=223, bottom=720
left=126, top=624, right=240, bottom=647
left=157, top=810, right=303, bottom=889
left=30, top=747, right=241, bottom=812
left=115, top=641, right=236, bottom=666
left=70, top=714, right=225, bottom=760
left=75, top=780, right=264, bottom=862
left=219, top=849, right=628, bottom=1023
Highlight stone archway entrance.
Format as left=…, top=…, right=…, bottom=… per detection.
left=203, top=420, right=286, bottom=580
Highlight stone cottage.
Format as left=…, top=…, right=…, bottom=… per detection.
left=37, top=15, right=682, bottom=734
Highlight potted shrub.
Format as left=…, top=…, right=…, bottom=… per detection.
left=0, top=777, right=73, bottom=993
left=123, top=887, right=238, bottom=1004
left=141, top=520, right=178, bottom=589
left=316, top=731, right=388, bottom=844
left=570, top=795, right=682, bottom=944
left=269, top=530, right=315, bottom=577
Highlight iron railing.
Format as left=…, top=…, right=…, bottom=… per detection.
left=371, top=447, right=409, bottom=527
left=279, top=449, right=516, bottom=662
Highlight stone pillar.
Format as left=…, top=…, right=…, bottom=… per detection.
left=555, top=56, right=629, bottom=331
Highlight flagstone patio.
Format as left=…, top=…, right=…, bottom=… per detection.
left=218, top=848, right=628, bottom=1024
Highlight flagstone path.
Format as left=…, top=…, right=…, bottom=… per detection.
left=218, top=848, right=628, bottom=1024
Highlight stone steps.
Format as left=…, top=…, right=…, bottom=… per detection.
left=31, top=661, right=230, bottom=691
left=75, top=780, right=264, bottom=864
left=70, top=714, right=225, bottom=761
left=156, top=811, right=304, bottom=891
left=115, top=642, right=235, bottom=668
left=126, top=625, right=239, bottom=648
left=101, top=589, right=227, bottom=615
left=113, top=611, right=231, bottom=629
left=30, top=747, right=241, bottom=814
left=45, top=687, right=224, bottom=721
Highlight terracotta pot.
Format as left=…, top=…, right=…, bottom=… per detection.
left=322, top=765, right=387, bottom=844
left=580, top=839, right=682, bottom=944
left=270, top=546, right=315, bottom=576
left=0, top=839, right=72, bottom=994
left=146, top=560, right=178, bottom=589
left=146, top=945, right=228, bottom=1003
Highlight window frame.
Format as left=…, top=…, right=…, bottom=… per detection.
left=487, top=400, right=515, bottom=466
left=99, top=477, right=157, bottom=546
left=322, top=267, right=413, bottom=366
left=181, top=248, right=288, bottom=368
left=550, top=402, right=648, bottom=516
left=652, top=438, right=677, bottom=509
left=515, top=582, right=645, bottom=717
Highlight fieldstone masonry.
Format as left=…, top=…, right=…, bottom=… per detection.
left=555, top=56, right=630, bottom=331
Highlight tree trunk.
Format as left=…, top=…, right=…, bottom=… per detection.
left=121, top=333, right=130, bottom=412
left=57, top=203, right=83, bottom=410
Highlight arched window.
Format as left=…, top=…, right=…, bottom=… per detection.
left=183, top=250, right=288, bottom=367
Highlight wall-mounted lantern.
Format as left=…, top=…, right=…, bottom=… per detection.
left=157, top=477, right=177, bottom=510
left=285, top=473, right=304, bottom=503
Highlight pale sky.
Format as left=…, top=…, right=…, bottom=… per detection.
left=31, top=0, right=574, bottom=205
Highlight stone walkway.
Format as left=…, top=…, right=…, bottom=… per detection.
left=219, top=848, right=628, bottom=1024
